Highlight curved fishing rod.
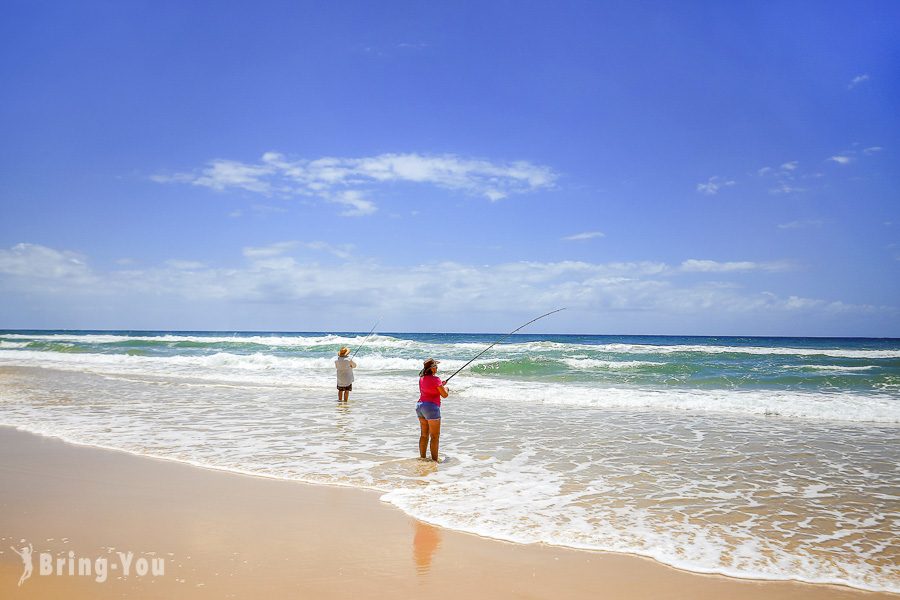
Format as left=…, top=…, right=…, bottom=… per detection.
left=351, top=319, right=381, bottom=359
left=442, top=308, right=566, bottom=384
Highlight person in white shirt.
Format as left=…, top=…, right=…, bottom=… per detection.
left=335, top=347, right=357, bottom=402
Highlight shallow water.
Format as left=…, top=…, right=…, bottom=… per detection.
left=1, top=330, right=898, bottom=591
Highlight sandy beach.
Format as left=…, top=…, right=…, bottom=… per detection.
left=0, top=426, right=894, bottom=599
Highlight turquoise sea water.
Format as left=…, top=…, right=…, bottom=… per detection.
left=1, top=330, right=898, bottom=591
left=3, top=330, right=899, bottom=393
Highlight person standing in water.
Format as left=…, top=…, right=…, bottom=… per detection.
left=417, top=358, right=448, bottom=462
left=335, top=347, right=356, bottom=402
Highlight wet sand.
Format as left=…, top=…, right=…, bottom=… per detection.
left=0, top=426, right=895, bottom=599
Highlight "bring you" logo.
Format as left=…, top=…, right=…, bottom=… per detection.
left=9, top=541, right=164, bottom=586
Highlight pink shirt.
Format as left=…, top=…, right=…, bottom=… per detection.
left=418, top=375, right=443, bottom=406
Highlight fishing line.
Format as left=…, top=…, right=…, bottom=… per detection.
left=351, top=318, right=381, bottom=358
left=442, top=308, right=566, bottom=383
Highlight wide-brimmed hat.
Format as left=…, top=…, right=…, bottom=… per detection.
left=419, top=358, right=440, bottom=376
left=338, top=347, right=350, bottom=356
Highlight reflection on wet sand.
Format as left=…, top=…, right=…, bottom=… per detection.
left=413, top=520, right=442, bottom=574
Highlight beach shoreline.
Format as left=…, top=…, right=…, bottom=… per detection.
left=0, top=425, right=895, bottom=599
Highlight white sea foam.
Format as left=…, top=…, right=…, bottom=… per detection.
left=459, top=382, right=900, bottom=423
left=587, top=343, right=900, bottom=359
left=2, top=332, right=898, bottom=592
left=0, top=332, right=402, bottom=347
left=0, top=341, right=28, bottom=349
left=456, top=339, right=900, bottom=359
left=0, top=364, right=897, bottom=593
left=1, top=349, right=897, bottom=423
left=560, top=358, right=665, bottom=369
left=5, top=332, right=898, bottom=359
left=790, top=364, right=879, bottom=372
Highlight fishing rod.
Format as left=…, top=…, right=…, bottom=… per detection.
left=351, top=318, right=381, bottom=359
left=442, top=308, right=566, bottom=384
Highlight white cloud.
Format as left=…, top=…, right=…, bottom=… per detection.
left=242, top=242, right=299, bottom=259
left=828, top=155, right=853, bottom=165
left=248, top=204, right=289, bottom=215
left=7, top=244, right=871, bottom=326
left=777, top=219, right=824, bottom=230
left=848, top=74, right=870, bottom=89
left=755, top=161, right=806, bottom=194
left=784, top=295, right=824, bottom=310
left=696, top=176, right=736, bottom=195
left=863, top=146, right=883, bottom=155
left=148, top=173, right=194, bottom=184
left=192, top=160, right=276, bottom=193
left=680, top=259, right=794, bottom=273
left=242, top=240, right=354, bottom=260
left=757, top=163, right=805, bottom=194
left=0, top=243, right=92, bottom=280
left=0, top=243, right=97, bottom=293
left=769, top=182, right=806, bottom=195
left=165, top=260, right=206, bottom=270
left=155, top=152, right=557, bottom=216
left=303, top=242, right=354, bottom=260
left=330, top=190, right=377, bottom=217
left=563, top=231, right=605, bottom=241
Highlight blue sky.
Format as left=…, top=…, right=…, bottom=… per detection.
left=1, top=1, right=898, bottom=335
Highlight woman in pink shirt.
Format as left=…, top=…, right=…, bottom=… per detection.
left=417, top=358, right=449, bottom=462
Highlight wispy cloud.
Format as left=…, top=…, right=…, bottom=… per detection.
left=680, top=259, right=794, bottom=273
left=0, top=243, right=100, bottom=297
left=243, top=241, right=354, bottom=260
left=0, top=243, right=92, bottom=281
left=165, top=260, right=206, bottom=270
left=302, top=242, right=354, bottom=260
left=826, top=144, right=885, bottom=166
left=3, top=244, right=893, bottom=329
left=242, top=241, right=299, bottom=259
left=330, top=190, right=377, bottom=217
left=756, top=160, right=807, bottom=194
left=154, top=152, right=557, bottom=217
left=563, top=231, right=605, bottom=241
left=696, top=176, right=736, bottom=195
left=769, top=182, right=806, bottom=195
left=757, top=145, right=881, bottom=191
left=777, top=219, right=824, bottom=230
left=848, top=74, right=870, bottom=90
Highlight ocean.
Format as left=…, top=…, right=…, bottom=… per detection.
left=0, top=330, right=898, bottom=592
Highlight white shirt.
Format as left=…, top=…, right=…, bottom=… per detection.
left=335, top=356, right=357, bottom=387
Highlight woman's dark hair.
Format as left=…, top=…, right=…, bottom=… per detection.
left=420, top=359, right=437, bottom=377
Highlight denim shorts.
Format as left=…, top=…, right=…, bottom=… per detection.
left=416, top=401, right=441, bottom=420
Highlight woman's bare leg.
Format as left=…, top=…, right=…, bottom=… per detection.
left=427, top=419, right=441, bottom=462
left=418, top=417, right=429, bottom=458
